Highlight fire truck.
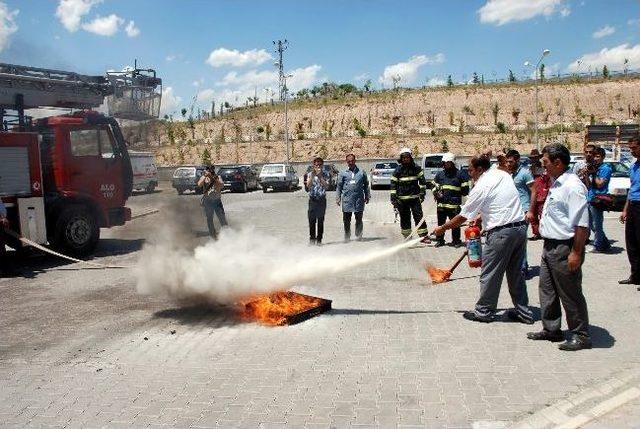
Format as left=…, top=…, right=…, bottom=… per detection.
left=0, top=63, right=162, bottom=256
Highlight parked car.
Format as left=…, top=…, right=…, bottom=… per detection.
left=259, top=163, right=299, bottom=192
left=370, top=161, right=399, bottom=189
left=569, top=161, right=630, bottom=211
left=421, top=153, right=445, bottom=188
left=217, top=165, right=260, bottom=193
left=172, top=166, right=206, bottom=194
left=129, top=151, right=159, bottom=193
left=303, top=164, right=338, bottom=191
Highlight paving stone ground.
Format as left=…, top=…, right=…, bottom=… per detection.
left=1, top=184, right=639, bottom=429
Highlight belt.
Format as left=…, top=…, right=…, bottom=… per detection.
left=543, top=237, right=572, bottom=244
left=487, top=220, right=527, bottom=233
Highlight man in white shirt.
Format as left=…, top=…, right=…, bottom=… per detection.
left=527, top=143, right=591, bottom=351
left=433, top=155, right=533, bottom=324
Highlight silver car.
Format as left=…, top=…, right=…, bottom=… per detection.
left=370, top=161, right=398, bottom=189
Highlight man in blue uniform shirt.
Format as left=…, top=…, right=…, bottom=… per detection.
left=619, top=137, right=640, bottom=288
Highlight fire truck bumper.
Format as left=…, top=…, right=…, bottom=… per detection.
left=107, top=207, right=131, bottom=226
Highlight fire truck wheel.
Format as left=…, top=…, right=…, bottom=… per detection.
left=53, top=206, right=100, bottom=256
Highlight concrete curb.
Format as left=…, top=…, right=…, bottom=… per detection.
left=508, top=367, right=640, bottom=429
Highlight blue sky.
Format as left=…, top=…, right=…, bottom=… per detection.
left=1, top=0, right=639, bottom=117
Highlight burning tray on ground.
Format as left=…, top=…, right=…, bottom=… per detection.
left=240, top=291, right=332, bottom=326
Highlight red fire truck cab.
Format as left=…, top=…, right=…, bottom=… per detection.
left=0, top=62, right=161, bottom=256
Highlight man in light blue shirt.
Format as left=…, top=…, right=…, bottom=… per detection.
left=619, top=137, right=640, bottom=287
left=506, top=149, right=534, bottom=275
left=588, top=147, right=612, bottom=252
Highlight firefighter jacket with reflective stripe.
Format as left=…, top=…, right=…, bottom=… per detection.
left=390, top=162, right=427, bottom=203
left=432, top=167, right=470, bottom=209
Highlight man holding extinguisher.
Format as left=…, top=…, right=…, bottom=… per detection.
left=432, top=155, right=533, bottom=324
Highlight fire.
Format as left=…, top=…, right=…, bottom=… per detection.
left=239, top=291, right=329, bottom=326
left=426, top=265, right=451, bottom=284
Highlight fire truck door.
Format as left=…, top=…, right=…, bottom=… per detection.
left=66, top=127, right=124, bottom=207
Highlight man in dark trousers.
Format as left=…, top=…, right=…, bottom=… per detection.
left=527, top=143, right=591, bottom=351
left=0, top=199, right=9, bottom=275
left=306, top=157, right=329, bottom=245
left=432, top=152, right=469, bottom=247
left=336, top=154, right=370, bottom=241
left=391, top=148, right=429, bottom=242
left=197, top=166, right=226, bottom=239
left=619, top=136, right=640, bottom=288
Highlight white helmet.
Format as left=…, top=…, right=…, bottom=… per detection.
left=442, top=152, right=456, bottom=163
left=399, top=147, right=412, bottom=157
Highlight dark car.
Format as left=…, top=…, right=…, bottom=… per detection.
left=172, top=166, right=207, bottom=194
left=303, top=164, right=338, bottom=191
left=217, top=165, right=260, bottom=193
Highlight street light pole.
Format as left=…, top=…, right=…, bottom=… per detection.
left=525, top=49, right=550, bottom=152
left=283, top=74, right=293, bottom=164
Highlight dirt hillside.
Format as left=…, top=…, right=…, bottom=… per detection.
left=124, top=77, right=640, bottom=165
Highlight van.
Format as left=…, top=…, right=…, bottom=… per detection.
left=172, top=166, right=206, bottom=194
left=129, top=151, right=158, bottom=193
left=420, top=153, right=447, bottom=188
left=259, top=163, right=299, bottom=192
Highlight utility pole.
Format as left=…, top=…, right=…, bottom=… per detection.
left=273, top=39, right=288, bottom=101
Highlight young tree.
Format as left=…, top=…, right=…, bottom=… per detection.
left=602, top=65, right=610, bottom=78
left=202, top=148, right=212, bottom=165
left=446, top=75, right=454, bottom=87
left=472, top=72, right=480, bottom=84
left=508, top=69, right=516, bottom=82
left=539, top=64, right=545, bottom=81
left=491, top=102, right=500, bottom=125
left=363, top=79, right=372, bottom=93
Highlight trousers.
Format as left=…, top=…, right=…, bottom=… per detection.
left=588, top=204, right=610, bottom=250
left=308, top=197, right=327, bottom=242
left=625, top=201, right=640, bottom=283
left=539, top=239, right=590, bottom=338
left=436, top=207, right=460, bottom=243
left=203, top=197, right=227, bottom=239
left=398, top=199, right=427, bottom=238
left=343, top=211, right=363, bottom=239
left=475, top=224, right=532, bottom=320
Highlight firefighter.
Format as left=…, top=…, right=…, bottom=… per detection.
left=432, top=153, right=469, bottom=247
left=390, top=147, right=429, bottom=242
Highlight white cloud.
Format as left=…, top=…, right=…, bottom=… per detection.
left=566, top=43, right=640, bottom=72
left=205, top=47, right=272, bottom=68
left=192, top=78, right=204, bottom=87
left=560, top=6, right=571, bottom=17
left=354, top=73, right=370, bottom=82
left=56, top=0, right=101, bottom=32
left=426, top=77, right=446, bottom=87
left=0, top=2, right=19, bottom=53
left=200, top=64, right=322, bottom=107
left=478, top=0, right=567, bottom=26
left=378, top=54, right=445, bottom=86
left=629, top=18, right=640, bottom=26
left=165, top=54, right=176, bottom=62
left=125, top=20, right=139, bottom=37
left=160, top=86, right=182, bottom=117
left=81, top=14, right=123, bottom=36
left=593, top=25, right=615, bottom=39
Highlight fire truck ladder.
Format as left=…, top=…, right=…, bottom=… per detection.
left=0, top=62, right=162, bottom=129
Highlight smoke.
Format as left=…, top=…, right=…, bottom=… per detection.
left=135, top=227, right=418, bottom=303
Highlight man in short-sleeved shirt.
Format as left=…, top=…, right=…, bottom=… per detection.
left=527, top=143, right=591, bottom=351
left=506, top=149, right=534, bottom=273
left=433, top=155, right=532, bottom=324
left=619, top=137, right=640, bottom=287
left=588, top=147, right=612, bottom=251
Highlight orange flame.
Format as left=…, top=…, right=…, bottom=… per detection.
left=239, top=291, right=327, bottom=326
left=426, top=265, right=452, bottom=284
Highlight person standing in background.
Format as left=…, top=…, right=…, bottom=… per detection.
left=432, top=152, right=469, bottom=247
left=197, top=165, right=226, bottom=239
left=588, top=147, right=612, bottom=252
left=506, top=149, right=534, bottom=276
left=391, top=148, right=430, bottom=242
left=336, top=154, right=370, bottom=242
left=306, top=157, right=329, bottom=245
left=619, top=137, right=640, bottom=288
left=527, top=149, right=552, bottom=240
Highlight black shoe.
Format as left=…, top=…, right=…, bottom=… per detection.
left=558, top=336, right=592, bottom=351
left=618, top=277, right=639, bottom=285
left=526, top=330, right=564, bottom=342
left=451, top=240, right=463, bottom=248
left=505, top=309, right=534, bottom=325
left=316, top=240, right=322, bottom=246
left=462, top=311, right=493, bottom=323
left=309, top=238, right=316, bottom=246
left=434, top=241, right=445, bottom=248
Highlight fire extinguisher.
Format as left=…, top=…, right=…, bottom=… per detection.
left=465, top=224, right=482, bottom=268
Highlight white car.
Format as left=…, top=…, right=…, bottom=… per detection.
left=421, top=153, right=447, bottom=188
left=259, top=164, right=299, bottom=192
left=370, top=161, right=398, bottom=189
left=129, top=151, right=158, bottom=193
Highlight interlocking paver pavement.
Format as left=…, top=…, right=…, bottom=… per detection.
left=1, top=186, right=639, bottom=428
